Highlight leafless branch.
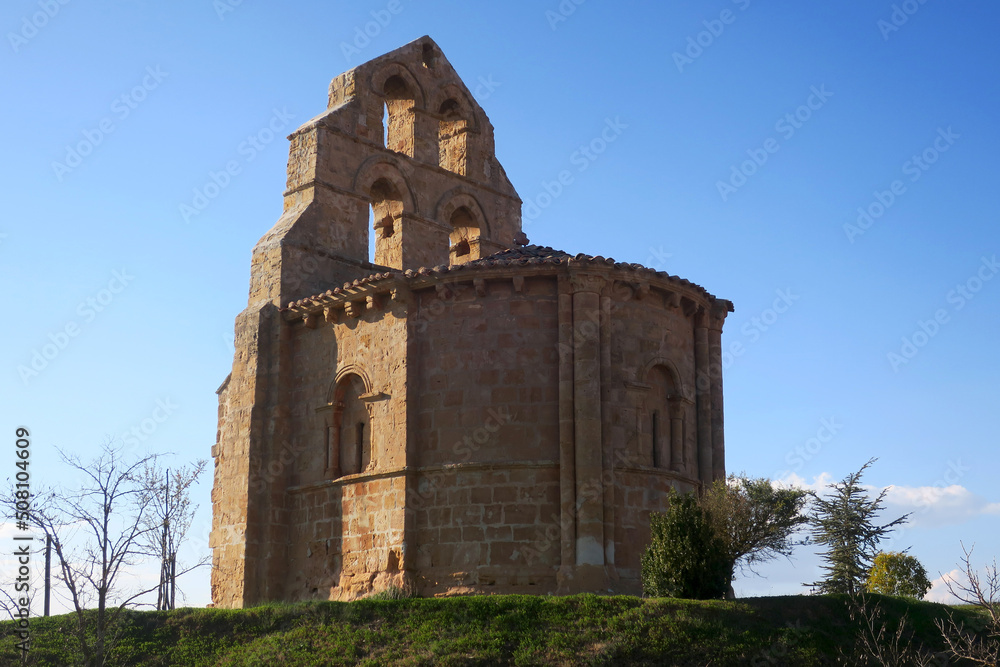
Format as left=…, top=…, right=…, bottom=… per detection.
left=839, top=589, right=938, bottom=666
left=935, top=542, right=1000, bottom=666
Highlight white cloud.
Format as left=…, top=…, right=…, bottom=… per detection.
left=883, top=484, right=1000, bottom=529
left=776, top=473, right=1000, bottom=530
left=925, top=568, right=963, bottom=604
left=774, top=471, right=834, bottom=492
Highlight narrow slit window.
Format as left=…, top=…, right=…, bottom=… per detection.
left=356, top=422, right=367, bottom=471
left=652, top=411, right=660, bottom=468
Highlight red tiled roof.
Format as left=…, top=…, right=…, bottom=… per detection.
left=284, top=245, right=730, bottom=311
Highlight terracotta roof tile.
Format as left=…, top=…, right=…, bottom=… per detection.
left=283, top=245, right=732, bottom=312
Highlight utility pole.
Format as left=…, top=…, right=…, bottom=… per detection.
left=163, top=469, right=172, bottom=610
left=169, top=553, right=176, bottom=610
left=43, top=534, right=51, bottom=617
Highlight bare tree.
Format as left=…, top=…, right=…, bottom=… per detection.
left=0, top=440, right=182, bottom=666
left=138, top=460, right=208, bottom=610
left=935, top=543, right=1000, bottom=666
left=839, top=589, right=938, bottom=666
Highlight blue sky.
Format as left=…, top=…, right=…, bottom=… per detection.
left=2, top=1, right=998, bottom=607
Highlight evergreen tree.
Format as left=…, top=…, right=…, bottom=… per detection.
left=807, top=459, right=910, bottom=595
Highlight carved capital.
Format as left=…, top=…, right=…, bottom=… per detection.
left=569, top=272, right=605, bottom=294
left=668, top=394, right=693, bottom=418
left=695, top=306, right=711, bottom=329
left=709, top=301, right=731, bottom=330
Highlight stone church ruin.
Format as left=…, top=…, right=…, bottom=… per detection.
left=210, top=36, right=733, bottom=607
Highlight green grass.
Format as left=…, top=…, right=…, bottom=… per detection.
left=0, top=593, right=990, bottom=666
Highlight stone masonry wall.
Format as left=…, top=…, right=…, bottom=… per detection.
left=409, top=274, right=562, bottom=595
left=284, top=474, right=407, bottom=601
left=277, top=296, right=410, bottom=601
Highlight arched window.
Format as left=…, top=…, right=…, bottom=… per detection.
left=382, top=102, right=390, bottom=149
left=330, top=374, right=371, bottom=476
left=382, top=75, right=415, bottom=156
left=421, top=42, right=437, bottom=69
left=448, top=206, right=480, bottom=265
left=368, top=178, right=403, bottom=268
left=438, top=98, right=468, bottom=175
left=646, top=365, right=685, bottom=471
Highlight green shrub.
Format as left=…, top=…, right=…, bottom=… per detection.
left=642, top=490, right=730, bottom=599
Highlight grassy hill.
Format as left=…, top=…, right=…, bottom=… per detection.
left=0, top=593, right=989, bottom=666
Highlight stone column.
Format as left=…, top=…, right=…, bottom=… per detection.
left=694, top=308, right=713, bottom=487
left=320, top=402, right=341, bottom=479
left=669, top=411, right=684, bottom=472
left=709, top=304, right=728, bottom=482
left=652, top=411, right=669, bottom=469
left=557, top=279, right=576, bottom=576
left=571, top=273, right=605, bottom=570
left=599, top=288, right=615, bottom=572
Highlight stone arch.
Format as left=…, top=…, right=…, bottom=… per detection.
left=370, top=63, right=424, bottom=157
left=447, top=207, right=478, bottom=264
left=330, top=365, right=374, bottom=399
left=327, top=371, right=373, bottom=477
left=435, top=189, right=490, bottom=236
left=639, top=358, right=687, bottom=472
left=354, top=159, right=419, bottom=268
left=436, top=191, right=489, bottom=264
left=640, top=357, right=685, bottom=399
left=433, top=86, right=477, bottom=176
left=369, top=63, right=426, bottom=109
left=354, top=158, right=418, bottom=213
left=429, top=85, right=478, bottom=132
